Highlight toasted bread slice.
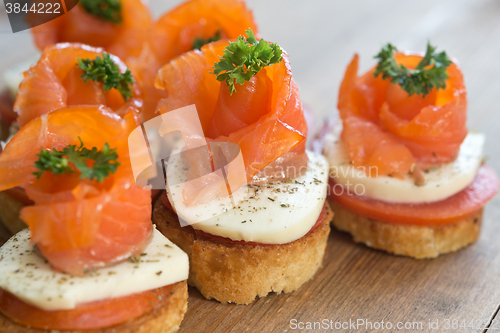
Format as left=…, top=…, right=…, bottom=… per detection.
left=0, top=281, right=188, bottom=333
left=0, top=220, right=11, bottom=246
left=328, top=198, right=482, bottom=259
left=0, top=192, right=27, bottom=236
left=153, top=199, right=333, bottom=304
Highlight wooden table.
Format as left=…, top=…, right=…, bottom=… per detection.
left=1, top=0, right=500, bottom=332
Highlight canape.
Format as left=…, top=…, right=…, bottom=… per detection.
left=151, top=31, right=332, bottom=304
left=0, top=106, right=189, bottom=332
left=323, top=43, right=498, bottom=258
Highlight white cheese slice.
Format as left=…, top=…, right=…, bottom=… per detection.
left=323, top=129, right=485, bottom=204
left=167, top=151, right=329, bottom=245
left=3, top=55, right=40, bottom=99
left=0, top=228, right=189, bottom=311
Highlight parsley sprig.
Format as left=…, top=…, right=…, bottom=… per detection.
left=78, top=53, right=134, bottom=101
left=80, top=0, right=122, bottom=24
left=192, top=31, right=221, bottom=50
left=212, top=29, right=283, bottom=94
left=33, top=138, right=120, bottom=183
left=373, top=42, right=452, bottom=97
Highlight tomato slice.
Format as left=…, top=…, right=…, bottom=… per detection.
left=329, top=165, right=498, bottom=226
left=0, top=283, right=176, bottom=330
left=161, top=191, right=327, bottom=245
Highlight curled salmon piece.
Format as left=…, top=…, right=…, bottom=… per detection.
left=30, top=0, right=152, bottom=62
left=0, top=106, right=152, bottom=275
left=338, top=53, right=467, bottom=175
left=341, top=114, right=415, bottom=177
left=15, top=43, right=142, bottom=127
left=155, top=41, right=307, bottom=204
left=128, top=0, right=258, bottom=122
left=151, top=0, right=258, bottom=65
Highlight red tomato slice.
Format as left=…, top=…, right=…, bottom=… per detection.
left=0, top=283, right=177, bottom=330
left=161, top=191, right=327, bottom=245
left=329, top=165, right=498, bottom=226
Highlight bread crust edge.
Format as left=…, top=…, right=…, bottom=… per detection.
left=0, top=192, right=27, bottom=236
left=152, top=199, right=333, bottom=304
left=328, top=197, right=482, bottom=259
left=0, top=281, right=188, bottom=333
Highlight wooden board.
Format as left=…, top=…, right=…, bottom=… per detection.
left=1, top=0, right=500, bottom=332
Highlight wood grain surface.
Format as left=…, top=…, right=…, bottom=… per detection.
left=1, top=0, right=500, bottom=332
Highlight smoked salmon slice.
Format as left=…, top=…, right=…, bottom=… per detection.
left=155, top=40, right=307, bottom=204
left=150, top=0, right=258, bottom=66
left=338, top=53, right=467, bottom=175
left=30, top=0, right=152, bottom=62
left=128, top=0, right=258, bottom=122
left=15, top=43, right=143, bottom=127
left=0, top=106, right=152, bottom=275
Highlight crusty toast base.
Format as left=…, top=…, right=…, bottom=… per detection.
left=328, top=198, right=482, bottom=259
left=0, top=192, right=27, bottom=236
left=153, top=199, right=333, bottom=304
left=0, top=281, right=188, bottom=333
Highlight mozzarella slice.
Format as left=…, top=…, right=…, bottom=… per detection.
left=323, top=129, right=485, bottom=204
left=167, top=151, right=329, bottom=245
left=0, top=228, right=188, bottom=311
left=3, top=55, right=39, bottom=99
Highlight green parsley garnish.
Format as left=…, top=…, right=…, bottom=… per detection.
left=33, top=137, right=120, bottom=183
left=212, top=29, right=283, bottom=94
left=373, top=42, right=452, bottom=97
left=192, top=31, right=221, bottom=50
left=78, top=53, right=134, bottom=101
left=80, top=0, right=122, bottom=24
